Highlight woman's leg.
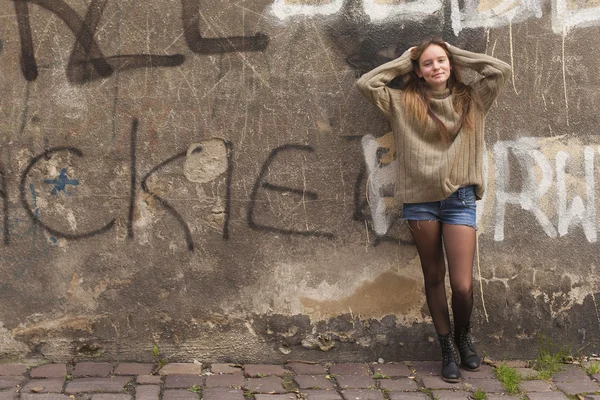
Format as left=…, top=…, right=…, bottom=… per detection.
left=409, top=220, right=460, bottom=381
left=441, top=224, right=476, bottom=328
left=408, top=220, right=450, bottom=335
left=442, top=223, right=480, bottom=370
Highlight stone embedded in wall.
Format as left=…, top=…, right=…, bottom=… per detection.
left=183, top=139, right=229, bottom=183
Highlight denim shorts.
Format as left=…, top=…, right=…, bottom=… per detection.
left=402, top=186, right=477, bottom=229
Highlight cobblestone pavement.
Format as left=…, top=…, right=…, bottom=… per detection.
left=1, top=360, right=600, bottom=400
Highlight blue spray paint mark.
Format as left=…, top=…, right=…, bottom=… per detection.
left=44, top=168, right=79, bottom=196
left=49, top=236, right=57, bottom=244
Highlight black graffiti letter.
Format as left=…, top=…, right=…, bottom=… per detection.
left=127, top=119, right=138, bottom=239
left=247, top=144, right=334, bottom=239
left=13, top=0, right=185, bottom=84
left=141, top=152, right=194, bottom=251
left=0, top=164, right=9, bottom=245
left=13, top=0, right=37, bottom=81
left=223, top=141, right=233, bottom=240
left=181, top=0, right=269, bottom=54
left=19, top=147, right=115, bottom=240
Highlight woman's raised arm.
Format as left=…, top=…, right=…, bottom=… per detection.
left=355, top=47, right=414, bottom=119
left=446, top=43, right=512, bottom=112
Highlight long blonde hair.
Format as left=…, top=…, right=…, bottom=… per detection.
left=402, top=39, right=483, bottom=144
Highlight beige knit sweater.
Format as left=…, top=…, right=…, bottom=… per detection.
left=356, top=44, right=512, bottom=203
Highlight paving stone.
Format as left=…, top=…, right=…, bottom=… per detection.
left=487, top=395, right=520, bottom=400
left=340, top=389, right=384, bottom=400
left=515, top=367, right=539, bottom=379
left=64, top=377, right=131, bottom=394
left=210, top=364, right=242, bottom=374
left=90, top=394, right=132, bottom=400
left=373, top=364, right=412, bottom=377
left=526, top=393, right=569, bottom=400
left=30, top=365, right=67, bottom=379
left=21, top=394, right=71, bottom=400
left=0, top=364, right=27, bottom=376
left=204, top=374, right=244, bottom=388
left=518, top=379, right=554, bottom=392
left=553, top=366, right=590, bottom=382
left=72, top=362, right=113, bottom=377
left=421, top=376, right=463, bottom=390
left=387, top=393, right=431, bottom=400
left=302, top=390, right=343, bottom=399
left=0, top=391, right=17, bottom=400
left=201, top=388, right=245, bottom=400
left=584, top=395, right=600, bottom=400
left=294, top=375, right=335, bottom=390
left=0, top=377, right=24, bottom=390
left=21, top=379, right=65, bottom=393
left=336, top=375, right=375, bottom=389
left=555, top=379, right=600, bottom=395
left=161, top=389, right=199, bottom=400
left=431, top=390, right=471, bottom=399
left=287, top=363, right=327, bottom=375
left=135, top=385, right=160, bottom=400
left=463, top=377, right=505, bottom=392
left=330, top=364, right=370, bottom=376
left=136, top=375, right=162, bottom=385
left=245, top=364, right=287, bottom=377
left=164, top=374, right=204, bottom=389
left=114, top=363, right=154, bottom=376
left=246, top=376, right=286, bottom=393
left=461, top=364, right=494, bottom=379
left=254, top=395, right=298, bottom=400
left=378, top=378, right=418, bottom=391
left=410, top=361, right=440, bottom=376
left=159, top=363, right=202, bottom=376
left=594, top=373, right=600, bottom=382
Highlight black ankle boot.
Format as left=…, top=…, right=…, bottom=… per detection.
left=455, top=322, right=481, bottom=371
left=438, top=333, right=461, bottom=382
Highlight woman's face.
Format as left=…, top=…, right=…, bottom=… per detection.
left=416, top=44, right=452, bottom=91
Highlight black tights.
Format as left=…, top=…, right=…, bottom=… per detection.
left=408, top=220, right=476, bottom=336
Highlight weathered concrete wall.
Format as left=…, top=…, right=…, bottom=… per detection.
left=1, top=0, right=599, bottom=362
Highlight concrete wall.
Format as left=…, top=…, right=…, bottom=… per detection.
left=1, top=0, right=599, bottom=362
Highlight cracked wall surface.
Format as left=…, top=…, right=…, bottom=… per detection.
left=0, top=0, right=599, bottom=362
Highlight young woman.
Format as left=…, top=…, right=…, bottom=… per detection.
left=356, top=39, right=511, bottom=382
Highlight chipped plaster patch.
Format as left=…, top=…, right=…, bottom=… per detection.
left=184, top=139, right=228, bottom=183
